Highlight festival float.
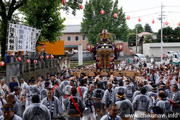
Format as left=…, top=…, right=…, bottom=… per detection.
left=71, top=29, right=140, bottom=77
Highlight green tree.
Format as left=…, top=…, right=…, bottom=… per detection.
left=81, top=0, right=129, bottom=45
left=144, top=23, right=153, bottom=33
left=0, top=0, right=82, bottom=57
left=21, top=0, right=63, bottom=43
left=157, top=26, right=174, bottom=42
left=0, top=0, right=28, bottom=57
left=144, top=34, right=153, bottom=43
left=21, top=0, right=83, bottom=43
left=132, top=24, right=144, bottom=34
left=173, top=27, right=180, bottom=42
left=127, top=33, right=136, bottom=46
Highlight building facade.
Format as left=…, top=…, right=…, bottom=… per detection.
left=143, top=43, right=180, bottom=57
left=61, top=25, right=88, bottom=53
left=114, top=41, right=133, bottom=55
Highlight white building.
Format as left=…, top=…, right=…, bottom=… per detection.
left=143, top=43, right=180, bottom=57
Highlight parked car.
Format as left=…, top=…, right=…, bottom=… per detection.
left=65, top=50, right=70, bottom=54
left=167, top=51, right=176, bottom=58
left=172, top=53, right=180, bottom=65
left=134, top=53, right=146, bottom=62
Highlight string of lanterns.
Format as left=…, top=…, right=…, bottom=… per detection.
left=0, top=54, right=55, bottom=67
left=126, top=15, right=180, bottom=26
left=61, top=0, right=180, bottom=27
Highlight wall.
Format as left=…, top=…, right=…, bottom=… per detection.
left=143, top=44, right=150, bottom=57
left=61, top=33, right=88, bottom=50
left=150, top=47, right=180, bottom=57
left=129, top=46, right=141, bottom=54
left=143, top=43, right=180, bottom=57
left=121, top=42, right=132, bottom=55
left=17, top=67, right=58, bottom=83
left=37, top=41, right=65, bottom=55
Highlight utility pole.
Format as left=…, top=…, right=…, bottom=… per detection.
left=160, top=3, right=164, bottom=62
left=136, top=25, right=138, bottom=53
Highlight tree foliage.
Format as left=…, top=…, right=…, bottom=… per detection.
left=21, top=0, right=63, bottom=43
left=81, top=0, right=129, bottom=45
left=144, top=34, right=153, bottom=43
left=127, top=33, right=136, bottom=46
left=0, top=0, right=82, bottom=57
left=0, top=0, right=28, bottom=57
left=144, top=23, right=153, bottom=33
left=132, top=24, right=144, bottom=34
left=157, top=26, right=174, bottom=42
left=21, top=0, right=83, bottom=43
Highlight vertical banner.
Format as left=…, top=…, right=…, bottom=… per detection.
left=7, top=23, right=16, bottom=51
left=31, top=28, right=36, bottom=52
left=17, top=24, right=24, bottom=51
left=7, top=23, right=41, bottom=52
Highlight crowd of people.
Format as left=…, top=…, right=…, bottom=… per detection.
left=0, top=60, right=179, bottom=120
left=5, top=50, right=48, bottom=63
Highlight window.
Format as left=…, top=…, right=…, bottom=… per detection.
left=82, top=36, right=86, bottom=40
left=74, top=36, right=80, bottom=41
left=66, top=36, right=72, bottom=41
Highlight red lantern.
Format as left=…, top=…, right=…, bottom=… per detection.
left=97, top=57, right=100, bottom=62
left=62, top=0, right=66, bottom=4
left=138, top=18, right=141, bottom=22
left=87, top=44, right=91, bottom=51
left=165, top=21, right=168, bottom=25
left=178, top=22, right=180, bottom=26
left=100, top=10, right=105, bottom=15
left=17, top=57, right=21, bottom=62
left=26, top=59, right=30, bottom=63
left=50, top=54, right=54, bottom=59
left=114, top=13, right=117, bottom=18
left=126, top=16, right=130, bottom=20
left=110, top=57, right=114, bottom=62
left=0, top=61, right=5, bottom=66
left=40, top=55, right=44, bottom=59
left=45, top=55, right=49, bottom=59
left=80, top=5, right=83, bottom=9
left=119, top=43, right=123, bottom=52
left=34, top=60, right=37, bottom=64
left=152, top=19, right=155, bottom=24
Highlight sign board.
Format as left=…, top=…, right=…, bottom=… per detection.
left=7, top=23, right=41, bottom=52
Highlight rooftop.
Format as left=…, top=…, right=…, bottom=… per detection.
left=138, top=32, right=153, bottom=37
left=62, top=25, right=81, bottom=33
left=144, top=42, right=180, bottom=47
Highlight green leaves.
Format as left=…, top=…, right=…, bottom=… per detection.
left=81, top=0, right=129, bottom=45
left=144, top=24, right=153, bottom=33
left=127, top=33, right=136, bottom=46
left=21, top=0, right=81, bottom=43
left=144, top=34, right=153, bottom=43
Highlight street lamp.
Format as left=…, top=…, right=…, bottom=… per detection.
left=136, top=24, right=139, bottom=53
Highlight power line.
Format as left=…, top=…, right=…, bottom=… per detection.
left=125, top=6, right=160, bottom=13
left=166, top=11, right=180, bottom=13
left=130, top=12, right=160, bottom=19
left=165, top=5, right=180, bottom=7
left=125, top=5, right=180, bottom=14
